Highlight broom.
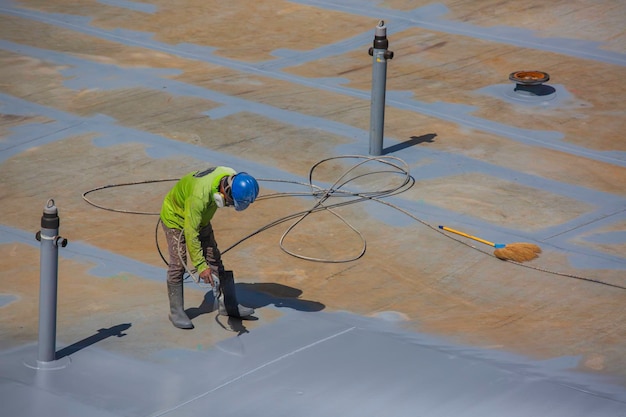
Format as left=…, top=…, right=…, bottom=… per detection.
left=438, top=225, right=541, bottom=262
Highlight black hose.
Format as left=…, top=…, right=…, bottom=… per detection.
left=81, top=156, right=625, bottom=290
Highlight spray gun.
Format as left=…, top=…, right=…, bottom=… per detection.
left=188, top=268, right=221, bottom=310
left=188, top=268, right=221, bottom=311
left=211, top=272, right=221, bottom=311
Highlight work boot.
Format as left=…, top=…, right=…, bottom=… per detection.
left=167, top=282, right=194, bottom=329
left=217, top=270, right=254, bottom=318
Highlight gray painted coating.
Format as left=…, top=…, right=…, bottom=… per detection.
left=0, top=294, right=18, bottom=307
left=0, top=35, right=622, bottom=197
left=3, top=0, right=625, bottom=70
left=2, top=311, right=626, bottom=417
left=0, top=224, right=166, bottom=280
left=96, top=0, right=157, bottom=14
left=478, top=83, right=567, bottom=108
left=1, top=4, right=625, bottom=166
left=288, top=1, right=626, bottom=66
left=1, top=81, right=624, bottom=268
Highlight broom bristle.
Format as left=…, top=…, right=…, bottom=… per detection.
left=493, top=242, right=541, bottom=262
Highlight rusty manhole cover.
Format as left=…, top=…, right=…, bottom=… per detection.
left=506, top=70, right=555, bottom=101
left=509, top=70, right=550, bottom=85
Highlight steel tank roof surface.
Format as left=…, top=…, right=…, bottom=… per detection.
left=0, top=0, right=625, bottom=415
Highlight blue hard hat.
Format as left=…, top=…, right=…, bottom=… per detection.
left=230, top=172, right=259, bottom=211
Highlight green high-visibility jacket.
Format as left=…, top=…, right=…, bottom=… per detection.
left=160, top=166, right=236, bottom=274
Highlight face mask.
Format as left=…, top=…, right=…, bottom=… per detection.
left=213, top=192, right=226, bottom=208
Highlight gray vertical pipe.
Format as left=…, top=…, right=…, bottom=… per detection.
left=36, top=199, right=66, bottom=363
left=368, top=20, right=394, bottom=156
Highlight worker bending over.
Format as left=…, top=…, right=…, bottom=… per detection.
left=160, top=166, right=259, bottom=329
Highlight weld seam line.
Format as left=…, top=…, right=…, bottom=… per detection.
left=151, top=326, right=356, bottom=416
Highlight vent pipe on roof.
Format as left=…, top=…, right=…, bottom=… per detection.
left=368, top=20, right=394, bottom=156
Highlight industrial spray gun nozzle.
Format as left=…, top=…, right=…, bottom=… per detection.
left=211, top=273, right=220, bottom=294
left=211, top=273, right=221, bottom=311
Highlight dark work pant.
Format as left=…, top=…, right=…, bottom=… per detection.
left=162, top=221, right=223, bottom=285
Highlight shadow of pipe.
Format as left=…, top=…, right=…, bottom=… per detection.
left=383, top=133, right=436, bottom=154
left=56, top=323, right=131, bottom=359
left=513, top=83, right=556, bottom=96
left=236, top=282, right=325, bottom=312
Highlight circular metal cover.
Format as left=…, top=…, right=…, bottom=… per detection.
left=509, top=70, right=550, bottom=85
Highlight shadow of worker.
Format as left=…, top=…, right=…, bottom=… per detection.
left=187, top=283, right=324, bottom=335
left=237, top=282, right=326, bottom=312
left=187, top=282, right=325, bottom=320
